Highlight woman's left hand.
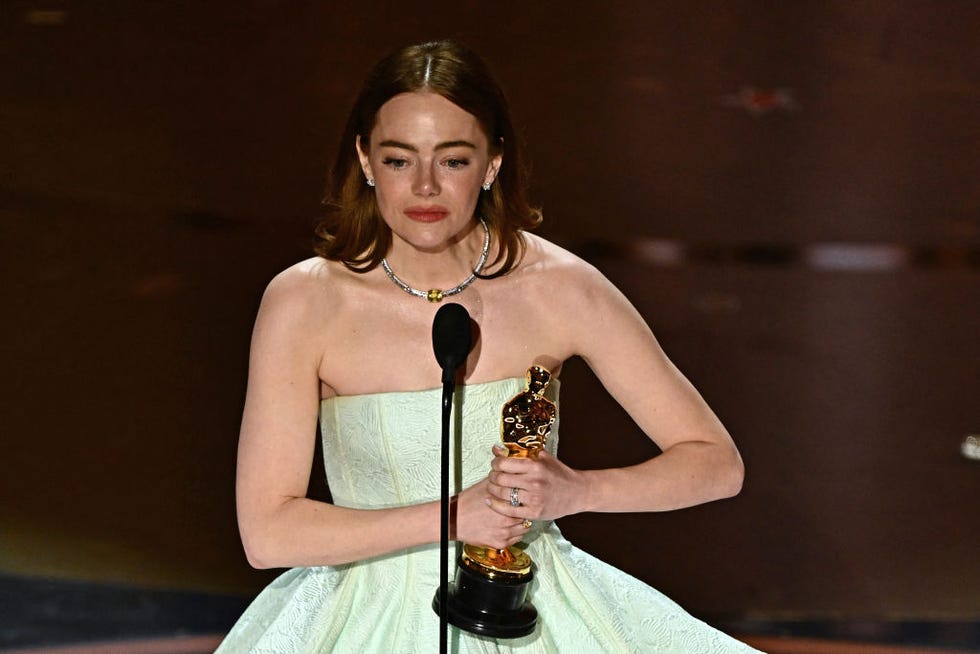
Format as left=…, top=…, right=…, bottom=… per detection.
left=486, top=444, right=588, bottom=522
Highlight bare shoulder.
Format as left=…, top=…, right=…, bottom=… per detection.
left=519, top=233, right=594, bottom=277
left=265, top=257, right=331, bottom=298
left=262, top=257, right=356, bottom=307
left=516, top=232, right=621, bottom=302
left=512, top=232, right=648, bottom=355
left=254, top=257, right=361, bottom=338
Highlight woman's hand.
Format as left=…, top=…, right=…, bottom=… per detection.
left=453, top=477, right=530, bottom=550
left=486, top=445, right=588, bottom=523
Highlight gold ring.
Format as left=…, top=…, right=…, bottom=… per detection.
left=522, top=519, right=533, bottom=529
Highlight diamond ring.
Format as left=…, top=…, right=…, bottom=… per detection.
left=509, top=487, right=521, bottom=507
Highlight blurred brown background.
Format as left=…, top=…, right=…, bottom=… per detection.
left=1, top=0, right=978, bottom=642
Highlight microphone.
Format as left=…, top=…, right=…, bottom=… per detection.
left=432, top=303, right=472, bottom=383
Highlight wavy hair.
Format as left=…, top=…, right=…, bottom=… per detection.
left=314, top=40, right=541, bottom=277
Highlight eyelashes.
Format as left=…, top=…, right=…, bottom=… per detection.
left=379, top=156, right=471, bottom=170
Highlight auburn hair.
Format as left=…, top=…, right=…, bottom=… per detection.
left=314, top=40, right=541, bottom=277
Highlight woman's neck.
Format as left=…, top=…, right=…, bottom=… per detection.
left=383, top=220, right=489, bottom=290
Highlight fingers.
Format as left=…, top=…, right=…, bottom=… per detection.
left=488, top=472, right=547, bottom=515
left=489, top=470, right=544, bottom=493
left=486, top=448, right=548, bottom=518
left=487, top=494, right=542, bottom=521
left=490, top=450, right=550, bottom=473
left=466, top=503, right=529, bottom=549
left=490, top=450, right=553, bottom=488
left=481, top=445, right=559, bottom=529
left=484, top=509, right=533, bottom=548
left=455, top=479, right=532, bottom=549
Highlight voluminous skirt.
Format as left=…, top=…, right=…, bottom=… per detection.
left=216, top=378, right=760, bottom=653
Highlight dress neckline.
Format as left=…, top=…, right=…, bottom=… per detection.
left=320, top=375, right=559, bottom=404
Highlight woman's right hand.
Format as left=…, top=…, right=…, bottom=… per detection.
left=453, top=478, right=528, bottom=550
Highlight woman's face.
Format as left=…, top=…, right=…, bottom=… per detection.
left=356, top=92, right=501, bottom=254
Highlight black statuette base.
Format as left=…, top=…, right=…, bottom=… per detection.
left=433, top=559, right=537, bottom=638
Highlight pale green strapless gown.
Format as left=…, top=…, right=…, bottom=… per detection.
left=217, top=377, right=760, bottom=653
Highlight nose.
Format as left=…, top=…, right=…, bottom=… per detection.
left=412, top=163, right=440, bottom=197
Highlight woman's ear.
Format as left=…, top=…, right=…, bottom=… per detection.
left=484, top=151, right=503, bottom=188
left=355, top=135, right=374, bottom=183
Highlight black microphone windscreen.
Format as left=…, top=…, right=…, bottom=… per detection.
left=432, top=303, right=472, bottom=379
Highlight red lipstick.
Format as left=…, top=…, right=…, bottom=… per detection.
left=404, top=205, right=449, bottom=223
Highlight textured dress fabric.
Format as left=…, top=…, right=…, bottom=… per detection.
left=217, top=377, right=760, bottom=653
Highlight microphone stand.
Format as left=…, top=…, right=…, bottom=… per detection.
left=431, top=301, right=471, bottom=654
left=439, top=369, right=454, bottom=654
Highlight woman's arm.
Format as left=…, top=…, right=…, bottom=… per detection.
left=236, top=267, right=526, bottom=569
left=487, top=260, right=744, bottom=521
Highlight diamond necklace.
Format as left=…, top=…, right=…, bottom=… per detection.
left=381, top=217, right=490, bottom=303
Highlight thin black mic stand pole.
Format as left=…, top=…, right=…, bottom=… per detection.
left=439, top=373, right=454, bottom=654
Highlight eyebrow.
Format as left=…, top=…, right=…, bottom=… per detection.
left=377, top=139, right=477, bottom=151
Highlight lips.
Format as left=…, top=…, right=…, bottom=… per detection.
left=404, top=206, right=449, bottom=223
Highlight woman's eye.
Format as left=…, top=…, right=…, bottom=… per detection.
left=382, top=157, right=408, bottom=169
left=445, top=158, right=470, bottom=169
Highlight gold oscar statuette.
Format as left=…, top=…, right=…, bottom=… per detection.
left=435, top=365, right=557, bottom=638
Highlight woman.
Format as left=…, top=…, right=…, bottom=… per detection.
left=218, top=40, right=759, bottom=653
